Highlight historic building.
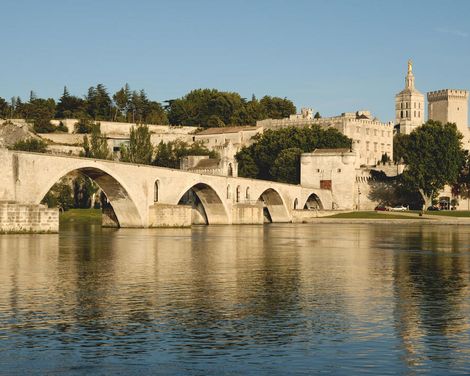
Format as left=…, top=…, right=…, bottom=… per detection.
left=395, top=60, right=425, bottom=134
left=258, top=111, right=393, bottom=166
left=428, top=89, right=470, bottom=149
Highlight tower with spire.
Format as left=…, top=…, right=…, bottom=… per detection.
left=395, top=60, right=425, bottom=134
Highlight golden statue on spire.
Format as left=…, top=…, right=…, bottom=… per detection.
left=408, top=59, right=413, bottom=74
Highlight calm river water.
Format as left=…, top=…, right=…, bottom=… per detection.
left=1, top=223, right=470, bottom=375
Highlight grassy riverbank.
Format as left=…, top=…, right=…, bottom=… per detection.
left=421, top=210, right=470, bottom=217
left=326, top=211, right=420, bottom=220
left=60, top=209, right=102, bottom=223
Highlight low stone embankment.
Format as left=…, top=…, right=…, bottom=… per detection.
left=0, top=202, right=58, bottom=233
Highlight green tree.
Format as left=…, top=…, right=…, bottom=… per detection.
left=314, top=112, right=321, bottom=119
left=21, top=97, right=56, bottom=133
left=0, top=97, right=10, bottom=118
left=259, top=96, right=296, bottom=119
left=56, top=86, right=86, bottom=118
left=452, top=151, right=470, bottom=205
left=236, top=125, right=351, bottom=183
left=42, top=182, right=74, bottom=211
left=82, top=123, right=110, bottom=159
left=120, top=124, right=153, bottom=164
left=86, top=84, right=112, bottom=120
left=270, top=147, right=303, bottom=184
left=393, top=133, right=408, bottom=163
left=401, top=120, right=465, bottom=208
left=11, top=138, right=48, bottom=153
left=74, top=118, right=93, bottom=134
left=113, top=84, right=131, bottom=121
left=153, top=140, right=217, bottom=169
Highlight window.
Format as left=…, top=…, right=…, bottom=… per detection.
left=227, top=185, right=231, bottom=199
left=294, top=198, right=298, bottom=210
left=154, top=180, right=160, bottom=202
left=337, top=168, right=342, bottom=173
left=418, top=111, right=420, bottom=117
left=366, top=141, right=370, bottom=151
left=236, top=186, right=241, bottom=203
left=245, top=187, right=250, bottom=200
left=374, top=142, right=377, bottom=152
left=400, top=110, right=404, bottom=118
left=366, top=128, right=370, bottom=135
left=414, top=111, right=416, bottom=117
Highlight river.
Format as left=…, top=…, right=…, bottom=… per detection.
left=1, top=223, right=470, bottom=375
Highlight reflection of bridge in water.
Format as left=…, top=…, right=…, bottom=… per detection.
left=0, top=149, right=330, bottom=228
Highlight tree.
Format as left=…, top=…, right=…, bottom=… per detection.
left=401, top=120, right=465, bottom=209
left=236, top=125, right=351, bottom=183
left=153, top=140, right=217, bottom=169
left=0, top=97, right=9, bottom=118
left=21, top=97, right=56, bottom=133
left=11, top=138, right=48, bottom=153
left=259, top=96, right=296, bottom=119
left=452, top=151, right=470, bottom=207
left=113, top=84, right=131, bottom=121
left=120, top=124, right=153, bottom=164
left=82, top=123, right=110, bottom=159
left=56, top=86, right=86, bottom=118
left=42, top=182, right=74, bottom=211
left=235, top=150, right=259, bottom=178
left=74, top=118, right=93, bottom=134
left=270, top=147, right=303, bottom=184
left=86, top=84, right=112, bottom=120
left=314, top=112, right=321, bottom=119
left=393, top=133, right=408, bottom=163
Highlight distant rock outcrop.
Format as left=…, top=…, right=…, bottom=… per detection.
left=0, top=120, right=40, bottom=148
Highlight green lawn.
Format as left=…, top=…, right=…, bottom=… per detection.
left=423, top=210, right=470, bottom=217
left=326, top=211, right=421, bottom=219
left=60, top=208, right=102, bottom=223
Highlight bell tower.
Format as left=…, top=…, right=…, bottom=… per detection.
left=395, top=60, right=425, bottom=134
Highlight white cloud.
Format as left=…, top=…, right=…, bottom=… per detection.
left=436, top=27, right=468, bottom=38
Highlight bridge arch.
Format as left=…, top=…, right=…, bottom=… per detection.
left=303, top=192, right=323, bottom=210
left=257, top=188, right=290, bottom=223
left=36, top=165, right=144, bottom=228
left=177, top=182, right=229, bottom=225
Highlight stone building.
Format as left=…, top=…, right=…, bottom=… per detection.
left=428, top=89, right=470, bottom=149
left=193, top=126, right=262, bottom=151
left=258, top=111, right=393, bottom=166
left=395, top=60, right=425, bottom=135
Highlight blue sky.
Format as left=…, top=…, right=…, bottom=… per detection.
left=1, top=0, right=469, bottom=122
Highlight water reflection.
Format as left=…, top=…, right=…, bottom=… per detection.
left=0, top=223, right=470, bottom=374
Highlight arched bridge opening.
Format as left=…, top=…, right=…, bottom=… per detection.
left=303, top=193, right=323, bottom=210
left=38, top=167, right=143, bottom=228
left=257, top=188, right=290, bottom=223
left=177, top=183, right=228, bottom=225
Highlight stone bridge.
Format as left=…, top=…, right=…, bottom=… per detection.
left=0, top=149, right=333, bottom=227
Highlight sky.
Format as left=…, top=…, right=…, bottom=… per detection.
left=1, top=0, right=469, bottom=122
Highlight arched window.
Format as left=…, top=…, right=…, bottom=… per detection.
left=400, top=110, right=404, bottom=118
left=228, top=163, right=233, bottom=177
left=294, top=198, right=298, bottom=209
left=245, top=187, right=250, bottom=200
left=154, top=180, right=160, bottom=202
left=236, top=186, right=241, bottom=203
left=227, top=185, right=231, bottom=199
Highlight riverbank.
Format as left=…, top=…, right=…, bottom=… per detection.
left=60, top=208, right=102, bottom=224
left=311, top=210, right=470, bottom=225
